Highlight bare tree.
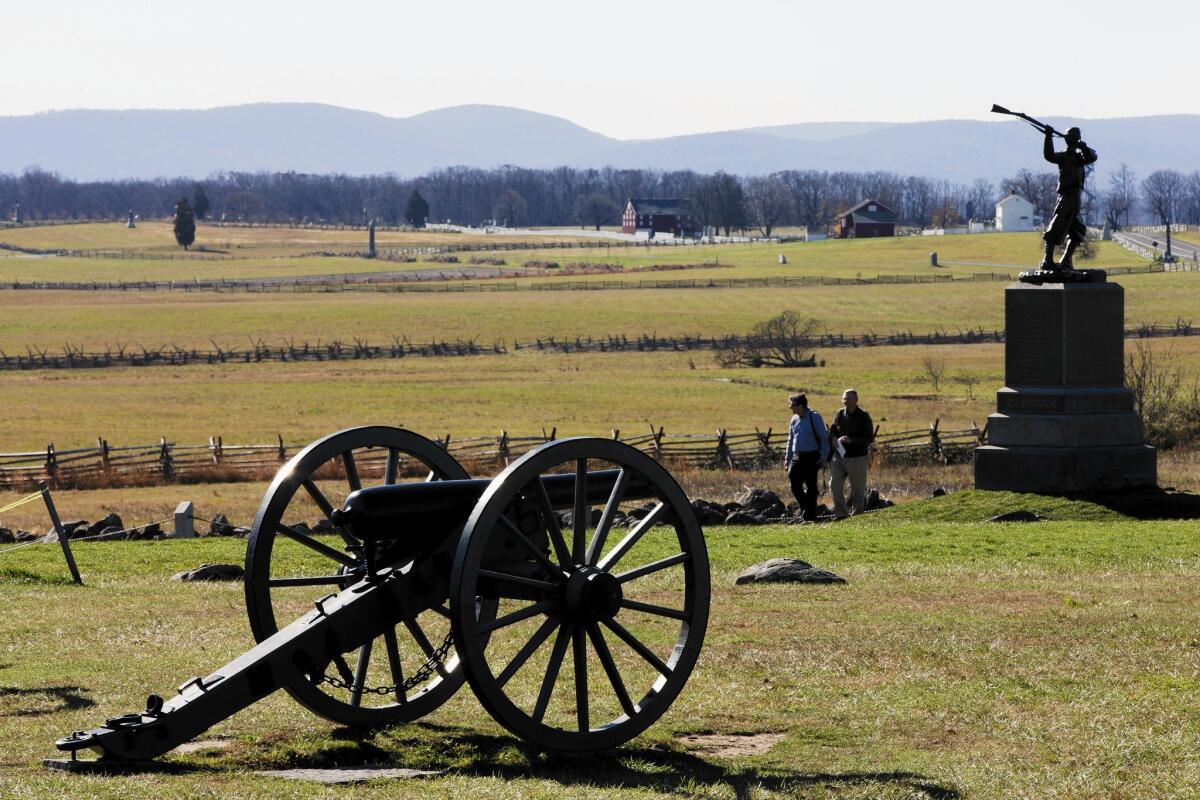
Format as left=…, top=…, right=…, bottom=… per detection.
left=1141, top=169, right=1185, bottom=261
left=953, top=370, right=983, bottom=400
left=1103, top=163, right=1137, bottom=229
left=744, top=175, right=795, bottom=237
left=716, top=312, right=820, bottom=368
left=965, top=179, right=995, bottom=222
left=920, top=355, right=947, bottom=394
left=492, top=189, right=528, bottom=228
left=1001, top=169, right=1057, bottom=226
left=573, top=192, right=618, bottom=230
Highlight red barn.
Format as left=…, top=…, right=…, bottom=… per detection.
left=621, top=198, right=701, bottom=238
left=835, top=198, right=898, bottom=238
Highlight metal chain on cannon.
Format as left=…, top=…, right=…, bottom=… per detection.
left=312, top=630, right=456, bottom=696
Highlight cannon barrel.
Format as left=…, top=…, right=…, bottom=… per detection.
left=338, top=469, right=659, bottom=542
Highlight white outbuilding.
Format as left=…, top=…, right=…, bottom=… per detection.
left=995, top=192, right=1035, bottom=232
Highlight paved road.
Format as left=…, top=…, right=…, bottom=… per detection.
left=1117, top=231, right=1200, bottom=264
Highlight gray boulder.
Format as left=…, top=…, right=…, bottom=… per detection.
left=735, top=558, right=847, bottom=585
left=130, top=522, right=163, bottom=540
left=0, top=528, right=12, bottom=544
left=724, top=511, right=762, bottom=526
left=691, top=500, right=728, bottom=526
left=86, top=513, right=123, bottom=537
left=210, top=514, right=238, bottom=536
left=172, top=563, right=245, bottom=582
left=734, top=488, right=787, bottom=517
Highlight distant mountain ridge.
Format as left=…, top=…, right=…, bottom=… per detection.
left=1, top=103, right=1195, bottom=184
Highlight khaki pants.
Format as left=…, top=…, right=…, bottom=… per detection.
left=830, top=455, right=868, bottom=517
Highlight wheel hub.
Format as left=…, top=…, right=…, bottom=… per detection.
left=562, top=567, right=622, bottom=624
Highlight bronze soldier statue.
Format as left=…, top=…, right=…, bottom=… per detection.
left=1038, top=126, right=1098, bottom=270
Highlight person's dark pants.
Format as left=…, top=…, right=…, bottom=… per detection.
left=1044, top=191, right=1084, bottom=246
left=788, top=451, right=821, bottom=521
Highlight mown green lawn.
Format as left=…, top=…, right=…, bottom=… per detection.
left=2, top=491, right=1199, bottom=799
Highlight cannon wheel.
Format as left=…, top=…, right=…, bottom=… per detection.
left=450, top=437, right=710, bottom=751
left=246, top=425, right=479, bottom=726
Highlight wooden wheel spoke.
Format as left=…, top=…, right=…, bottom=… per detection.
left=405, top=619, right=451, bottom=679
left=350, top=640, right=373, bottom=707
left=275, top=523, right=357, bottom=569
left=429, top=604, right=452, bottom=620
left=342, top=451, right=361, bottom=493
left=478, top=569, right=559, bottom=593
left=495, top=615, right=559, bottom=688
left=267, top=573, right=351, bottom=588
left=382, top=628, right=406, bottom=703
left=302, top=477, right=357, bottom=547
left=384, top=448, right=399, bottom=485
left=573, top=625, right=589, bottom=732
left=572, top=459, right=587, bottom=564
left=533, top=624, right=572, bottom=723
left=601, top=618, right=672, bottom=678
left=597, top=502, right=666, bottom=572
left=531, top=479, right=574, bottom=567
left=586, top=468, right=629, bottom=565
left=302, top=478, right=335, bottom=519
left=614, top=552, right=690, bottom=584
left=587, top=622, right=636, bottom=717
left=498, top=515, right=562, bottom=575
left=477, top=598, right=556, bottom=635
left=621, top=598, right=689, bottom=621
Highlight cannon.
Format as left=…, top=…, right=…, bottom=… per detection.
left=53, top=427, right=710, bottom=762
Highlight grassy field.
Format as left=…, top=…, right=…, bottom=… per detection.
left=0, top=223, right=1147, bottom=284
left=2, top=270, right=1199, bottom=353
left=2, top=491, right=1200, bottom=799
left=0, top=222, right=606, bottom=257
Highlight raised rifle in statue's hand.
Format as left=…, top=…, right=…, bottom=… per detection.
left=990, top=104, right=1064, bottom=138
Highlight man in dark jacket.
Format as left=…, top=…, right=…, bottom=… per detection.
left=828, top=389, right=874, bottom=518
left=1038, top=126, right=1098, bottom=270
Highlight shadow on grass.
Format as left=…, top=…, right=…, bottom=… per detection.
left=248, top=723, right=961, bottom=799
left=0, top=685, right=96, bottom=717
left=0, top=568, right=77, bottom=586
left=1067, top=486, right=1200, bottom=520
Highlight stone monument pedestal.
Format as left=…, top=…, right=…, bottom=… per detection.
left=974, top=274, right=1156, bottom=492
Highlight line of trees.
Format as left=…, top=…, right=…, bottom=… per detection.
left=3, top=163, right=1199, bottom=234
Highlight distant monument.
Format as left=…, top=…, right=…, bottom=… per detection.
left=977, top=106, right=1155, bottom=491
left=367, top=218, right=376, bottom=259
left=12, top=203, right=21, bottom=224
left=126, top=209, right=136, bottom=228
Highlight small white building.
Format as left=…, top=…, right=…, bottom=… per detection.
left=996, top=192, right=1035, bottom=232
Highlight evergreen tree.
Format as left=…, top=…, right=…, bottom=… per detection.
left=173, top=197, right=196, bottom=249
left=404, top=190, right=429, bottom=228
left=192, top=184, right=211, bottom=220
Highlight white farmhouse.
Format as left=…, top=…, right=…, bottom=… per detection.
left=995, top=192, right=1035, bottom=232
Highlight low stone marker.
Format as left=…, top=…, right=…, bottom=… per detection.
left=986, top=510, right=1044, bottom=523
left=174, top=501, right=195, bottom=539
left=735, top=558, right=846, bottom=585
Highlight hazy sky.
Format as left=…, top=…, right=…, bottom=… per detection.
left=2, top=0, right=1195, bottom=139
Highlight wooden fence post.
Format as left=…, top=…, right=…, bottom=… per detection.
left=277, top=434, right=286, bottom=462
left=45, top=443, right=57, bottom=486
left=159, top=437, right=175, bottom=480
left=754, top=426, right=774, bottom=460
left=716, top=428, right=734, bottom=469
left=499, top=430, right=510, bottom=466
left=648, top=424, right=664, bottom=459
left=97, top=437, right=110, bottom=472
left=929, top=419, right=941, bottom=460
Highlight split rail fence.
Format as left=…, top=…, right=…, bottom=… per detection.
left=4, top=319, right=1197, bottom=371
left=0, top=422, right=987, bottom=490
